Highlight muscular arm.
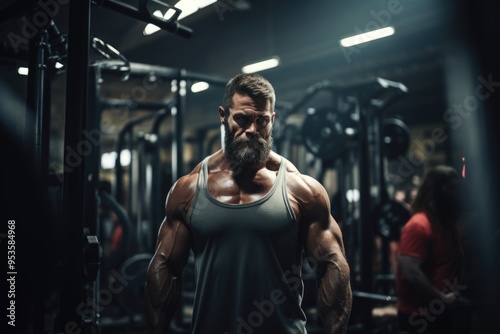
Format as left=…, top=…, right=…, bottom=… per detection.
left=144, top=179, right=193, bottom=334
left=297, top=176, right=352, bottom=334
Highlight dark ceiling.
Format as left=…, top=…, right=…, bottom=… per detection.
left=90, top=0, right=459, bottom=127
left=0, top=0, right=477, bottom=152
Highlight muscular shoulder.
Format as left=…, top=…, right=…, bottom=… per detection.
left=165, top=161, right=202, bottom=220
left=284, top=159, right=328, bottom=201
left=170, top=166, right=200, bottom=198
left=282, top=158, right=331, bottom=222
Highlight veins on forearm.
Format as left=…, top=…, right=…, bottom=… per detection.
left=317, top=257, right=352, bottom=334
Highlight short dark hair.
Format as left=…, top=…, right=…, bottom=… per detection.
left=222, top=73, right=275, bottom=116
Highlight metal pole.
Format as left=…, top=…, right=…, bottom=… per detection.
left=26, top=23, right=51, bottom=334
left=60, top=0, right=92, bottom=330
left=86, top=65, right=103, bottom=332
left=176, top=68, right=187, bottom=179
left=26, top=28, right=49, bottom=185
left=357, top=102, right=374, bottom=333
left=98, top=0, right=193, bottom=38
left=171, top=69, right=186, bottom=182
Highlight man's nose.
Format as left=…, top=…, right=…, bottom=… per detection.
left=246, top=121, right=258, bottom=135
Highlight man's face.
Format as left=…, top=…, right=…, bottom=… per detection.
left=219, top=93, right=275, bottom=169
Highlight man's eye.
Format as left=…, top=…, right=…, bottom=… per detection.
left=256, top=118, right=268, bottom=125
left=235, top=116, right=249, bottom=123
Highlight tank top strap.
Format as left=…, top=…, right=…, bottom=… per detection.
left=196, top=156, right=209, bottom=191
left=277, top=156, right=288, bottom=180
left=195, top=156, right=290, bottom=208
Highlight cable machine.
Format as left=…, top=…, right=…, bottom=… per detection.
left=61, top=1, right=195, bottom=331
left=85, top=58, right=228, bottom=331
left=289, top=77, right=410, bottom=332
left=0, top=1, right=199, bottom=332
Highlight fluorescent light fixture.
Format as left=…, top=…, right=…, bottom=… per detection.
left=143, top=0, right=217, bottom=36
left=55, top=62, right=64, bottom=69
left=194, top=0, right=217, bottom=8
left=191, top=81, right=209, bottom=93
left=176, top=0, right=200, bottom=20
left=340, top=26, right=395, bottom=47
left=18, top=67, right=29, bottom=75
left=242, top=57, right=280, bottom=73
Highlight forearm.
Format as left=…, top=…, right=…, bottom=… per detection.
left=405, top=267, right=442, bottom=300
left=145, top=264, right=182, bottom=334
left=317, top=256, right=352, bottom=334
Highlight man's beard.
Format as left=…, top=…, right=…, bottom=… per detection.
left=224, top=124, right=273, bottom=170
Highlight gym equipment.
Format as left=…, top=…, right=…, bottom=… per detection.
left=113, top=253, right=152, bottom=315
left=113, top=107, right=172, bottom=217
left=352, top=291, right=397, bottom=303
left=87, top=61, right=229, bottom=333
left=372, top=117, right=411, bottom=241
left=98, top=0, right=193, bottom=38
left=301, top=107, right=356, bottom=161
left=351, top=291, right=398, bottom=334
left=58, top=1, right=93, bottom=330
left=372, top=199, right=411, bottom=241
left=11, top=0, right=204, bottom=328
left=98, top=188, right=133, bottom=273
left=382, top=118, right=410, bottom=160
left=2, top=0, right=205, bottom=332
left=301, top=114, right=409, bottom=162
left=368, top=105, right=410, bottom=301
left=84, top=233, right=101, bottom=283
left=295, top=76, right=408, bottom=334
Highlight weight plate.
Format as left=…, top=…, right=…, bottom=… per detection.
left=302, top=108, right=354, bottom=160
left=372, top=200, right=411, bottom=241
left=383, top=118, right=410, bottom=159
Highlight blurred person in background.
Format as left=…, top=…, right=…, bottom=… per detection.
left=396, top=165, right=471, bottom=334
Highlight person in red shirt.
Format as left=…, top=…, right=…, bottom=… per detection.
left=396, top=165, right=471, bottom=334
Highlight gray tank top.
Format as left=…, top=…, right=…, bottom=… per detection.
left=188, top=157, right=307, bottom=334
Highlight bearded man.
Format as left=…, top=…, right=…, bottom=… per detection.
left=145, top=73, right=352, bottom=334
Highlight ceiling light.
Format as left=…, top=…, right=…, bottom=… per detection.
left=194, top=0, right=217, bottom=8
left=242, top=56, right=280, bottom=73
left=191, top=81, right=209, bottom=93
left=340, top=26, right=395, bottom=47
left=17, top=67, right=28, bottom=76
left=176, top=0, right=199, bottom=20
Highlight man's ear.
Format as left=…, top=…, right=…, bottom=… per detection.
left=271, top=112, right=276, bottom=123
left=218, top=106, right=225, bottom=123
